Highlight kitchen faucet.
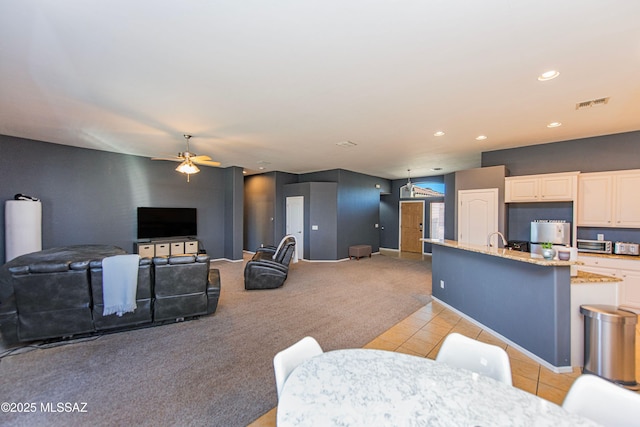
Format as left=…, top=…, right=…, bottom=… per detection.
left=487, top=231, right=507, bottom=248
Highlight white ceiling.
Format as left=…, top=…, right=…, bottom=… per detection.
left=1, top=1, right=640, bottom=179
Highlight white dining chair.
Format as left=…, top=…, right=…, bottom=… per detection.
left=562, top=374, right=640, bottom=426
left=435, top=332, right=512, bottom=385
left=273, top=336, right=323, bottom=398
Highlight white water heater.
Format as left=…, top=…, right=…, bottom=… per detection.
left=5, top=200, right=42, bottom=262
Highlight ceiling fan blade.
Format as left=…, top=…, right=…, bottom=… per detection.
left=190, top=155, right=212, bottom=162
left=151, top=157, right=183, bottom=162
left=192, top=159, right=221, bottom=167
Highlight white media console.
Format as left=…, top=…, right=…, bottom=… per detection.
left=135, top=238, right=199, bottom=258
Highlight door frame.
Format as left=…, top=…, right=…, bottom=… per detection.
left=398, top=200, right=425, bottom=252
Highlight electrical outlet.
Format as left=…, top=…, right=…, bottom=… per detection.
left=597, top=234, right=604, bottom=241
left=440, top=280, right=445, bottom=289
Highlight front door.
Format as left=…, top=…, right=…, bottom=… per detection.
left=286, top=196, right=304, bottom=260
left=400, top=201, right=424, bottom=253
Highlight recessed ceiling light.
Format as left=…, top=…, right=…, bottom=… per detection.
left=434, top=131, right=445, bottom=137
left=475, top=135, right=487, bottom=141
left=547, top=122, right=562, bottom=128
left=538, top=70, right=560, bottom=81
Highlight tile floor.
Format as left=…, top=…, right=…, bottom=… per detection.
left=248, top=251, right=640, bottom=427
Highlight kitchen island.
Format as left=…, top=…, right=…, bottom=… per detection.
left=424, top=239, right=619, bottom=372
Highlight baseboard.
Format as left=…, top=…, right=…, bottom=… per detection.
left=239, top=251, right=386, bottom=263
left=432, top=297, right=574, bottom=374
left=210, top=257, right=244, bottom=263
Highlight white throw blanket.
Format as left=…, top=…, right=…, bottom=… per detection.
left=272, top=235, right=298, bottom=263
left=102, top=254, right=140, bottom=316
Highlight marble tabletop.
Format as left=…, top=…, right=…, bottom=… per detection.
left=277, top=349, right=600, bottom=427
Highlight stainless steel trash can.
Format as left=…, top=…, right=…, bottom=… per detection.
left=580, top=304, right=637, bottom=387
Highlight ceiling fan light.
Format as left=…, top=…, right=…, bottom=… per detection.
left=176, top=161, right=200, bottom=174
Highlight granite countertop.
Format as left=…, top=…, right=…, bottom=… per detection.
left=572, top=270, right=622, bottom=284
left=423, top=238, right=578, bottom=267
left=578, top=252, right=640, bottom=262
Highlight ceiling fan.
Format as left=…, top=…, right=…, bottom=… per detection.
left=152, top=134, right=221, bottom=182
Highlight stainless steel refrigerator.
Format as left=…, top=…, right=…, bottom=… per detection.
left=530, top=220, right=570, bottom=255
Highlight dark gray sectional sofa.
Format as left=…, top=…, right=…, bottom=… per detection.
left=0, top=245, right=220, bottom=345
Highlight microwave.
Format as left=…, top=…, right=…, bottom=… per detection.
left=576, top=239, right=612, bottom=254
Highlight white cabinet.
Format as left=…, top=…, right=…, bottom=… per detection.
left=615, top=172, right=640, bottom=227
left=577, top=173, right=613, bottom=226
left=505, top=172, right=577, bottom=203
left=135, top=239, right=199, bottom=257
left=619, top=269, right=640, bottom=310
left=578, top=255, right=640, bottom=309
left=577, top=169, right=640, bottom=227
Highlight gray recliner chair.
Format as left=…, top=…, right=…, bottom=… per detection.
left=7, top=260, right=95, bottom=341
left=244, top=236, right=297, bottom=290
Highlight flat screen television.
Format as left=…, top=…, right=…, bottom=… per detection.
left=137, top=207, right=197, bottom=240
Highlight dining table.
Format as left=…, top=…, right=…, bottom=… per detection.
left=276, top=349, right=600, bottom=426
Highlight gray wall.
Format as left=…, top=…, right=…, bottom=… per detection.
left=432, top=244, right=571, bottom=367
left=283, top=182, right=338, bottom=260
left=245, top=169, right=386, bottom=260
left=244, top=173, right=276, bottom=250
left=243, top=171, right=301, bottom=252
left=380, top=175, right=445, bottom=252
left=482, top=130, right=640, bottom=243
left=283, top=183, right=311, bottom=259
left=0, top=135, right=243, bottom=263
left=446, top=165, right=507, bottom=243
left=381, top=170, right=510, bottom=252
left=299, top=169, right=388, bottom=259
left=310, top=182, right=338, bottom=260
left=482, top=130, right=640, bottom=176
left=444, top=173, right=456, bottom=240
left=224, top=167, right=245, bottom=260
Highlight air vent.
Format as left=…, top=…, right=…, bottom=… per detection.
left=576, top=97, right=610, bottom=110
left=336, top=140, right=357, bottom=148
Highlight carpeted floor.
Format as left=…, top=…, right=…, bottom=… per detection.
left=0, top=253, right=431, bottom=426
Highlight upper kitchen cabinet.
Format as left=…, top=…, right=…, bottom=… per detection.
left=578, top=169, right=640, bottom=227
left=505, top=172, right=578, bottom=203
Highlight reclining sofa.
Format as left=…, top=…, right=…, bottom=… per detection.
left=244, top=236, right=296, bottom=290
left=0, top=245, right=220, bottom=345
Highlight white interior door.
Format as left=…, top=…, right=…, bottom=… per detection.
left=458, top=188, right=498, bottom=246
left=286, top=196, right=304, bottom=260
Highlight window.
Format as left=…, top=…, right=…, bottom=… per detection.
left=430, top=202, right=445, bottom=239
